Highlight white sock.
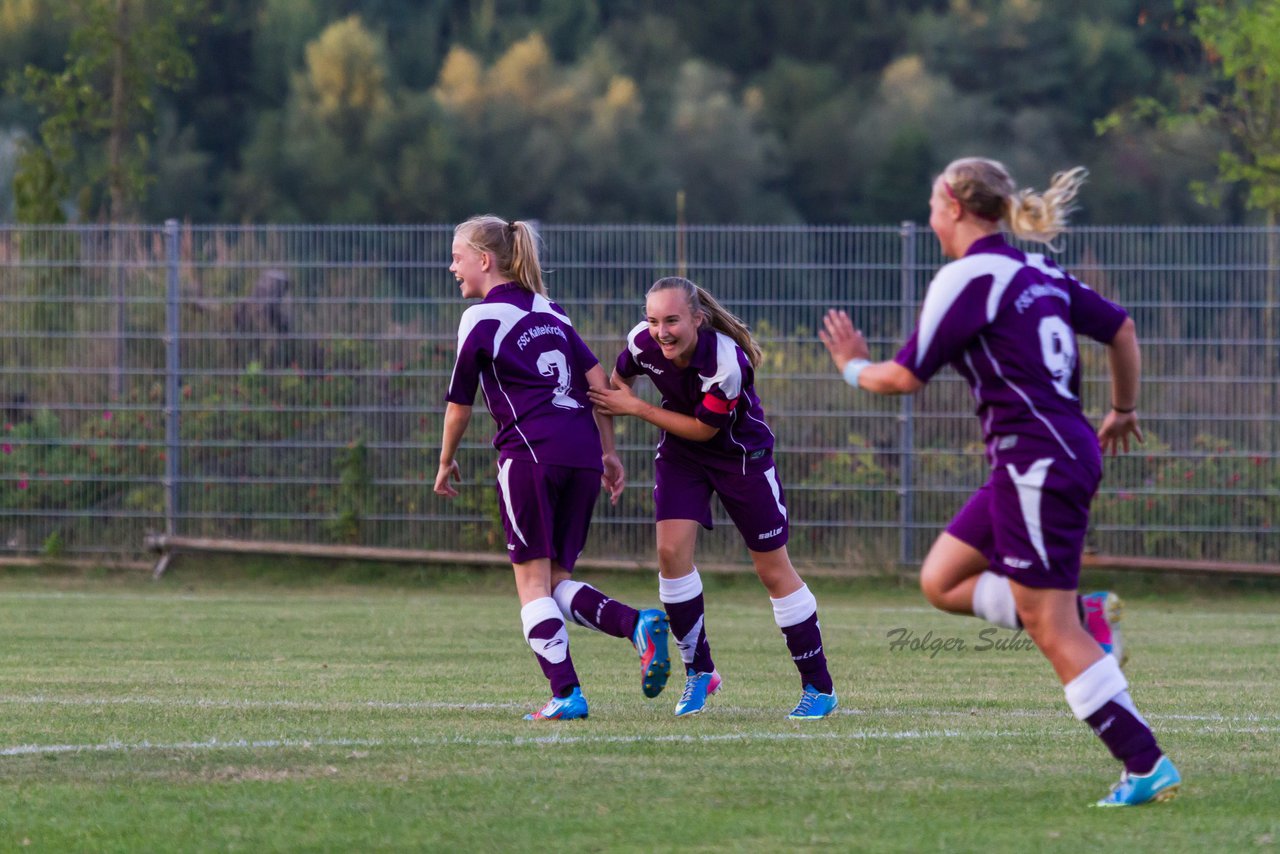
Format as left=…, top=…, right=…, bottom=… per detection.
left=971, top=572, right=1020, bottom=629
left=552, top=579, right=588, bottom=625
left=659, top=568, right=702, bottom=604
left=520, top=597, right=569, bottom=664
left=1064, top=655, right=1129, bottom=720
left=770, top=584, right=817, bottom=628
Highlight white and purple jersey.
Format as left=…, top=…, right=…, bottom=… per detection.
left=615, top=323, right=775, bottom=473
left=446, top=282, right=603, bottom=471
left=895, top=234, right=1128, bottom=464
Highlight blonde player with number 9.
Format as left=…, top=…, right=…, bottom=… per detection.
left=821, top=158, right=1181, bottom=806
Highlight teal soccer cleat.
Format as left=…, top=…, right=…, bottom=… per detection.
left=787, top=685, right=839, bottom=720
left=1094, top=755, right=1181, bottom=807
left=632, top=609, right=672, bottom=698
left=1081, top=591, right=1127, bottom=667
left=524, top=686, right=589, bottom=721
left=674, top=669, right=721, bottom=717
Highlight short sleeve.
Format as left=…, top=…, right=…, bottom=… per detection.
left=694, top=388, right=737, bottom=429
left=895, top=267, right=992, bottom=382
left=1068, top=276, right=1129, bottom=344
left=445, top=315, right=493, bottom=405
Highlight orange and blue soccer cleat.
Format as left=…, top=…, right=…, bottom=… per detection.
left=524, top=686, right=589, bottom=721
left=632, top=609, right=672, bottom=699
left=1094, top=755, right=1181, bottom=807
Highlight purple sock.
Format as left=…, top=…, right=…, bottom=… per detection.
left=526, top=617, right=579, bottom=698
left=1086, top=699, right=1163, bottom=774
left=665, top=593, right=714, bottom=674
left=781, top=612, right=833, bottom=694
left=567, top=584, right=639, bottom=639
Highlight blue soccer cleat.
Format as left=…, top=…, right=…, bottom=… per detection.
left=674, top=668, right=721, bottom=717
left=787, top=685, right=839, bottom=720
left=632, top=609, right=672, bottom=699
left=524, top=686, right=589, bottom=721
left=1093, top=755, right=1181, bottom=807
left=1082, top=590, right=1127, bottom=668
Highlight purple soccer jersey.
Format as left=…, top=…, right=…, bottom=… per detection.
left=615, top=322, right=775, bottom=474
left=447, top=283, right=603, bottom=471
left=894, top=234, right=1128, bottom=467
left=898, top=234, right=1126, bottom=587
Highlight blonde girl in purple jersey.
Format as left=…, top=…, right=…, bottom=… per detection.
left=436, top=215, right=671, bottom=721
left=590, top=277, right=838, bottom=720
left=821, top=158, right=1180, bottom=806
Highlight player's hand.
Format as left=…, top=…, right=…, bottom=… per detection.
left=588, top=382, right=644, bottom=418
left=434, top=459, right=461, bottom=497
left=1098, top=410, right=1144, bottom=456
left=819, top=309, right=870, bottom=370
left=601, top=453, right=625, bottom=505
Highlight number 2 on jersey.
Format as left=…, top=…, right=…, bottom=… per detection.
left=536, top=349, right=582, bottom=410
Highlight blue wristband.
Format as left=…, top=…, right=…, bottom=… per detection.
left=842, top=358, right=871, bottom=389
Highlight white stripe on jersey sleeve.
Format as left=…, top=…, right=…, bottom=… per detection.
left=454, top=302, right=529, bottom=360
left=1025, top=253, right=1067, bottom=281
left=626, top=320, right=650, bottom=359
left=532, top=293, right=573, bottom=326
left=699, top=331, right=743, bottom=398
left=915, top=254, right=1022, bottom=370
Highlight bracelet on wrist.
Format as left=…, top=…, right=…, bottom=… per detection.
left=1111, top=404, right=1136, bottom=413
left=842, top=358, right=871, bottom=389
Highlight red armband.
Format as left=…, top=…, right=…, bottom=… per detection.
left=701, top=393, right=737, bottom=415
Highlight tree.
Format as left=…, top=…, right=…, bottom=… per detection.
left=1182, top=0, right=1280, bottom=222
left=10, top=0, right=204, bottom=222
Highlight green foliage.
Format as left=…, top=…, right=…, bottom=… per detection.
left=8, top=0, right=206, bottom=222
left=324, top=438, right=372, bottom=544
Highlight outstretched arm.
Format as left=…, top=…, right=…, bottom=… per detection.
left=435, top=402, right=472, bottom=497
left=1097, top=317, right=1143, bottom=455
left=820, top=309, right=923, bottom=395
left=586, top=364, right=625, bottom=504
left=589, top=371, right=719, bottom=442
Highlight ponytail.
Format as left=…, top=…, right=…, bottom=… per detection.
left=647, top=277, right=762, bottom=368
left=942, top=157, right=1087, bottom=249
left=1007, top=167, right=1087, bottom=248
left=454, top=214, right=546, bottom=295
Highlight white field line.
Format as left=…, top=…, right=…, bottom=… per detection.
left=1, top=694, right=1277, bottom=724
left=4, top=722, right=1280, bottom=758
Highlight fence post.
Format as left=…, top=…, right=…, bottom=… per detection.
left=164, top=219, right=181, bottom=537
left=898, top=221, right=916, bottom=569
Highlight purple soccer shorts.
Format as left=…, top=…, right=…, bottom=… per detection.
left=946, top=453, right=1100, bottom=590
left=653, top=452, right=789, bottom=553
left=494, top=458, right=601, bottom=570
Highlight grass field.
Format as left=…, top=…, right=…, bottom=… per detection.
left=0, top=560, right=1277, bottom=852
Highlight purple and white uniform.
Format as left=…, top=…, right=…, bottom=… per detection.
left=895, top=234, right=1129, bottom=588
left=446, top=283, right=603, bottom=568
left=616, top=322, right=789, bottom=552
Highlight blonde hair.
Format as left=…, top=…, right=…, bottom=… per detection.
left=454, top=214, right=545, bottom=295
left=942, top=158, right=1088, bottom=247
left=647, top=277, right=763, bottom=368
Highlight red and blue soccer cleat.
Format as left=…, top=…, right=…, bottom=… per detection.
left=524, top=686, right=589, bottom=721
left=632, top=609, right=672, bottom=699
left=674, top=668, right=721, bottom=717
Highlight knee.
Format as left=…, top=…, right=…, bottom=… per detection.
left=918, top=567, right=947, bottom=609
left=656, top=542, right=689, bottom=573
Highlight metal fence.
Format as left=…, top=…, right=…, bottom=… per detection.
left=0, top=222, right=1276, bottom=570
